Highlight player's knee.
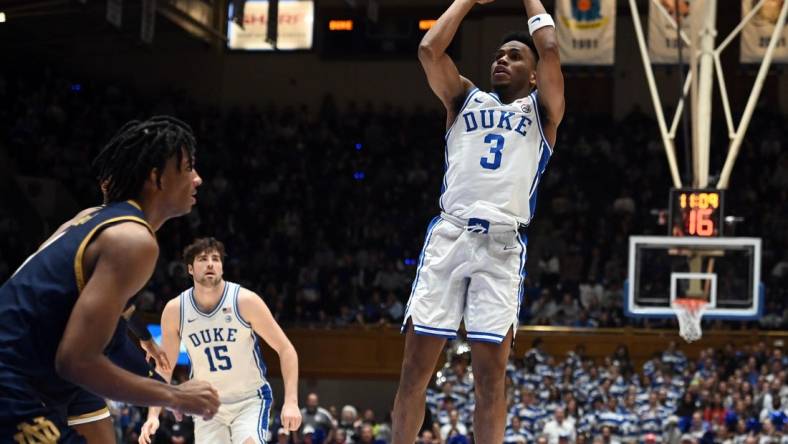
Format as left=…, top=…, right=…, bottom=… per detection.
left=397, top=366, right=432, bottom=396
left=473, top=367, right=506, bottom=394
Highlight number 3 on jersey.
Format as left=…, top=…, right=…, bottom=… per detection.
left=480, top=134, right=505, bottom=170
left=204, top=345, right=232, bottom=371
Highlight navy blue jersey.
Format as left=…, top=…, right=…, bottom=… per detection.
left=0, top=200, right=151, bottom=410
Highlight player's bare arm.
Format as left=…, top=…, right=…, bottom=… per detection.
left=524, top=0, right=565, bottom=146
left=139, top=297, right=184, bottom=444
left=418, top=0, right=484, bottom=126
left=55, top=222, right=219, bottom=418
left=238, top=288, right=303, bottom=432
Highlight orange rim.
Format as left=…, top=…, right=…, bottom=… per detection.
left=673, top=298, right=708, bottom=313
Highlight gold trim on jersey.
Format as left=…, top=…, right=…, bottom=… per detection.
left=67, top=406, right=110, bottom=422
left=126, top=199, right=142, bottom=211
left=74, top=216, right=153, bottom=292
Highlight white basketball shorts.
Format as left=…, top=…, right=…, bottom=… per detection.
left=194, top=385, right=273, bottom=444
left=402, top=215, right=528, bottom=343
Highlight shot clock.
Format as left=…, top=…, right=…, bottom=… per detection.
left=669, top=188, right=725, bottom=237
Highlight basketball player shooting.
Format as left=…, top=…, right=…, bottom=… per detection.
left=392, top=0, right=564, bottom=442
left=139, top=237, right=302, bottom=444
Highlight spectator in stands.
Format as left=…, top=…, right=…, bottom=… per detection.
left=599, top=426, right=620, bottom=444
left=338, top=405, right=359, bottom=442
left=505, top=415, right=532, bottom=443
left=301, top=393, right=335, bottom=444
left=543, top=407, right=576, bottom=444
left=515, top=388, right=549, bottom=434
left=417, top=429, right=439, bottom=444
left=439, top=409, right=468, bottom=442
left=329, top=428, right=349, bottom=444
left=302, top=425, right=316, bottom=444
left=357, top=423, right=386, bottom=444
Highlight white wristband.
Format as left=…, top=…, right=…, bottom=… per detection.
left=528, top=13, right=555, bottom=35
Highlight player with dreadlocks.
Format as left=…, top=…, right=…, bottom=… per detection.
left=0, top=116, right=220, bottom=443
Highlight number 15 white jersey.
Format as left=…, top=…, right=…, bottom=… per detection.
left=439, top=88, right=552, bottom=226
left=179, top=281, right=269, bottom=404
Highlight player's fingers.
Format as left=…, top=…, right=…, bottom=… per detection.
left=158, top=353, right=172, bottom=372
left=139, top=426, right=150, bottom=444
left=284, top=414, right=300, bottom=431
left=281, top=414, right=290, bottom=430
left=289, top=414, right=301, bottom=430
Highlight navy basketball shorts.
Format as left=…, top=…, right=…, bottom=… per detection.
left=0, top=383, right=86, bottom=443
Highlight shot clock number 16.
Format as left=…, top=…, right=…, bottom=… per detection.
left=669, top=189, right=725, bottom=237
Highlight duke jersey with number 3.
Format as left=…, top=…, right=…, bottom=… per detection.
left=440, top=88, right=552, bottom=225
left=179, top=282, right=269, bottom=403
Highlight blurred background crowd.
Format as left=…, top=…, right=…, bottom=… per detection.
left=1, top=69, right=786, bottom=334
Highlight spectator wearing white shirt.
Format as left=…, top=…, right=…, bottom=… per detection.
left=439, top=409, right=468, bottom=442
left=543, top=408, right=576, bottom=444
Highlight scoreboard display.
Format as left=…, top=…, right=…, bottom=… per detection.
left=669, top=188, right=725, bottom=237
left=318, top=11, right=457, bottom=59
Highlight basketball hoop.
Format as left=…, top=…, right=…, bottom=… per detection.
left=672, top=298, right=707, bottom=343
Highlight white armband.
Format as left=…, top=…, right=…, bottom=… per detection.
left=528, top=13, right=555, bottom=35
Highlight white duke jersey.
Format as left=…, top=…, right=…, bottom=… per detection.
left=179, top=281, right=269, bottom=403
left=440, top=88, right=552, bottom=226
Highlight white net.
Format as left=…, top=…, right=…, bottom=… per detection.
left=672, top=299, right=708, bottom=343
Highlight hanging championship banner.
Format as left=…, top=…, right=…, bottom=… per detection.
left=556, top=0, right=616, bottom=65
left=740, top=0, right=788, bottom=63
left=648, top=0, right=703, bottom=63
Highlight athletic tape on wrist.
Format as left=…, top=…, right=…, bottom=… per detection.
left=528, top=13, right=555, bottom=35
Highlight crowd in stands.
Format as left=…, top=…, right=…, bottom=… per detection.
left=427, top=338, right=788, bottom=444
left=105, top=337, right=788, bottom=444
left=1, top=68, right=786, bottom=331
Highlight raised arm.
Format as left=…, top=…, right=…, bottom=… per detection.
left=418, top=0, right=487, bottom=126
left=524, top=0, right=565, bottom=146
left=238, top=289, right=303, bottom=432
left=55, top=223, right=218, bottom=417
